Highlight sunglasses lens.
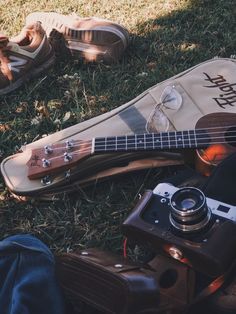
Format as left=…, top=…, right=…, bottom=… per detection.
left=160, top=86, right=182, bottom=110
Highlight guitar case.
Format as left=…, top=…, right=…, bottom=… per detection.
left=1, top=57, right=236, bottom=197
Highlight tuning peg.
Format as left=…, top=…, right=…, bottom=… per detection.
left=41, top=175, right=52, bottom=185
left=64, top=169, right=71, bottom=179
left=66, top=139, right=74, bottom=150
left=42, top=158, right=51, bottom=168
left=64, top=152, right=72, bottom=162
left=44, top=145, right=53, bottom=155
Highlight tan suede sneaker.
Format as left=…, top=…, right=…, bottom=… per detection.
left=0, top=22, right=55, bottom=96
left=26, top=12, right=129, bottom=63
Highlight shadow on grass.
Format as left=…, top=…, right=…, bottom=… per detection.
left=128, top=0, right=235, bottom=81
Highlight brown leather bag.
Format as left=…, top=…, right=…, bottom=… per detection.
left=56, top=248, right=160, bottom=314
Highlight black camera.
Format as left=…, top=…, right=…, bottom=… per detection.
left=57, top=183, right=236, bottom=314
left=122, top=183, right=236, bottom=277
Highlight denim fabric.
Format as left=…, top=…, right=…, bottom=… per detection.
left=0, top=234, right=65, bottom=314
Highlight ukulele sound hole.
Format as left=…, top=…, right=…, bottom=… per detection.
left=225, top=127, right=236, bottom=147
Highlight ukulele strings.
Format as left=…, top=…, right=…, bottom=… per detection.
left=43, top=125, right=236, bottom=157
left=43, top=136, right=236, bottom=163
left=45, top=125, right=236, bottom=150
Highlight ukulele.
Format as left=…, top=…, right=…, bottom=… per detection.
left=27, top=112, right=236, bottom=180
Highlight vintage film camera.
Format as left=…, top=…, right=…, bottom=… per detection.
left=57, top=183, right=236, bottom=314
left=123, top=183, right=236, bottom=277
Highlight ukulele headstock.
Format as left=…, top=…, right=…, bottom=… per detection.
left=27, top=139, right=92, bottom=180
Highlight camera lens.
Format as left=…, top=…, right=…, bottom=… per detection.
left=170, top=187, right=211, bottom=233
left=179, top=198, right=197, bottom=210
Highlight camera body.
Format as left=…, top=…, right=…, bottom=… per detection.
left=122, top=183, right=236, bottom=277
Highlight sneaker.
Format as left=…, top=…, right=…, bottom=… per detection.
left=26, top=12, right=129, bottom=63
left=0, top=22, right=55, bottom=96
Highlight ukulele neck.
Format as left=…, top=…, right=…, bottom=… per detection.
left=93, top=129, right=211, bottom=153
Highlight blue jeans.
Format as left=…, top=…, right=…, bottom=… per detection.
left=0, top=234, right=65, bottom=314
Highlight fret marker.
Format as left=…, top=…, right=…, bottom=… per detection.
left=139, top=140, right=143, bottom=143
left=178, top=138, right=182, bottom=141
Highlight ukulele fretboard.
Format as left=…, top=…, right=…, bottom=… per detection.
left=94, top=129, right=211, bottom=153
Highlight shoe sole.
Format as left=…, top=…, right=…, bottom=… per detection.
left=26, top=12, right=129, bottom=63
left=0, top=53, right=55, bottom=96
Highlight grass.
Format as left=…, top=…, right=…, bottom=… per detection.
left=0, top=0, right=236, bottom=256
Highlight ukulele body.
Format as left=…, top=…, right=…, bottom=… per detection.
left=195, top=112, right=236, bottom=176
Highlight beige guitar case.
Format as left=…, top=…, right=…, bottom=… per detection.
left=1, top=57, right=236, bottom=197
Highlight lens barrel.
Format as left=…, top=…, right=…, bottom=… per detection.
left=169, top=187, right=211, bottom=233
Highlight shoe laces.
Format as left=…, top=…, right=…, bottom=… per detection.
left=0, top=36, right=13, bottom=81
